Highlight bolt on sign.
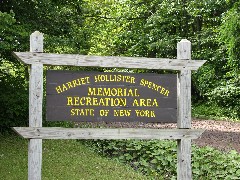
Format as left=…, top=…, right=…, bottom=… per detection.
left=46, top=71, right=177, bottom=123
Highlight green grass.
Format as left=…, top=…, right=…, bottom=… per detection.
left=0, top=134, right=147, bottom=180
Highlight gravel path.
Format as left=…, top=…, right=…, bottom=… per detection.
left=76, top=119, right=240, bottom=153
left=139, top=119, right=240, bottom=152
left=191, top=119, right=240, bottom=153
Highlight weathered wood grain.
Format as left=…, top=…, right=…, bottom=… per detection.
left=13, top=52, right=206, bottom=70
left=177, top=39, right=192, bottom=180
left=13, top=127, right=204, bottom=140
left=28, top=139, right=42, bottom=180
left=177, top=139, right=192, bottom=179
left=177, top=70, right=191, bottom=128
left=29, top=64, right=43, bottom=127
left=28, top=31, right=43, bottom=180
left=30, top=31, right=43, bottom=53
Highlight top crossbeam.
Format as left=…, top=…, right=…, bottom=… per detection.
left=13, top=52, right=206, bottom=71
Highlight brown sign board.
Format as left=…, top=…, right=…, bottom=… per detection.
left=46, top=71, right=177, bottom=123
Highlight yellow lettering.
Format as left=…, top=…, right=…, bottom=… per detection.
left=132, top=98, right=158, bottom=107
left=105, top=98, right=110, bottom=106
left=92, top=97, right=98, bottom=106
left=157, top=85, right=162, bottom=91
left=70, top=108, right=94, bottom=116
left=62, top=84, right=68, bottom=92
left=55, top=76, right=91, bottom=94
left=127, top=89, right=134, bottom=96
left=89, top=109, right=94, bottom=116
left=114, top=109, right=131, bottom=116
left=140, top=79, right=145, bottom=86
left=148, top=82, right=152, bottom=88
left=97, top=88, right=103, bottom=96
left=72, top=80, right=79, bottom=87
left=139, top=99, right=146, bottom=106
left=56, top=86, right=62, bottom=94
left=66, top=82, right=73, bottom=89
left=125, top=76, right=130, bottom=82
left=77, top=97, right=84, bottom=106
left=71, top=109, right=75, bottom=116
left=67, top=97, right=73, bottom=105
left=160, top=87, right=165, bottom=94
left=117, top=75, right=122, bottom=81
left=88, top=87, right=96, bottom=96
left=164, top=90, right=169, bottom=96
left=139, top=78, right=170, bottom=97
left=132, top=99, right=139, bottom=106
left=131, top=77, right=135, bottom=83
left=152, top=111, right=156, bottom=117
left=98, top=98, right=105, bottom=106
left=117, top=88, right=123, bottom=96
left=152, top=99, right=158, bottom=107
left=134, top=89, right=140, bottom=97
left=80, top=77, right=89, bottom=84
left=111, top=88, right=118, bottom=96
left=86, top=97, right=92, bottom=105
left=67, top=97, right=127, bottom=107
left=135, top=110, right=156, bottom=117
left=99, top=109, right=109, bottom=116
left=152, top=83, right=158, bottom=91
left=94, top=74, right=135, bottom=83
left=86, top=77, right=90, bottom=83
left=74, top=97, right=79, bottom=105
left=88, top=87, right=139, bottom=97
left=103, top=88, right=111, bottom=96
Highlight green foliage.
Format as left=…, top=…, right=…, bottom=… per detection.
left=0, top=60, right=28, bottom=132
left=0, top=11, right=29, bottom=131
left=206, top=81, right=240, bottom=119
left=219, top=1, right=240, bottom=70
left=0, top=11, right=29, bottom=59
left=82, top=139, right=240, bottom=179
left=192, top=102, right=239, bottom=121
left=1, top=0, right=240, bottom=131
left=203, top=1, right=240, bottom=120
left=83, top=139, right=176, bottom=179
left=0, top=1, right=91, bottom=131
left=84, top=0, right=240, bottom=120
left=192, top=146, right=240, bottom=179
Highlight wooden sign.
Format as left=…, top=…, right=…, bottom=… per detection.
left=46, top=71, right=177, bottom=122
left=13, top=33, right=207, bottom=180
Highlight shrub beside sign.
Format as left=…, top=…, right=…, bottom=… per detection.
left=46, top=70, right=177, bottom=122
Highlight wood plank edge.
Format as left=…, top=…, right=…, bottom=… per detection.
left=13, top=127, right=205, bottom=140
left=12, top=127, right=26, bottom=138
left=12, top=52, right=28, bottom=65
left=13, top=52, right=207, bottom=70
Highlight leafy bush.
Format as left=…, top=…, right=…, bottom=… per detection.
left=192, top=146, right=240, bottom=179
left=0, top=60, right=29, bottom=132
left=192, top=102, right=239, bottom=121
left=81, top=139, right=240, bottom=179
left=206, top=83, right=240, bottom=118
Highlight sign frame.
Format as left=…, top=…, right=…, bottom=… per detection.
left=46, top=71, right=178, bottom=123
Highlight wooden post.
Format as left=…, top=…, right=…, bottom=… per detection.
left=28, top=31, right=43, bottom=180
left=177, top=39, right=192, bottom=180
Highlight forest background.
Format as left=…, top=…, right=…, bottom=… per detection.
left=0, top=0, right=240, bottom=131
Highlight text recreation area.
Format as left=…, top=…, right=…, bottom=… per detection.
left=46, top=71, right=177, bottom=122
